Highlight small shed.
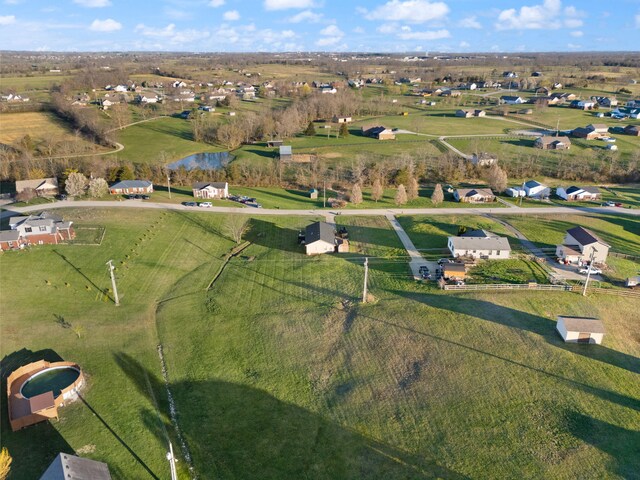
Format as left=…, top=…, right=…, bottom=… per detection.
left=556, top=316, right=605, bottom=344
left=442, top=263, right=466, bottom=280
left=309, top=188, right=318, bottom=199
left=626, top=276, right=640, bottom=288
left=267, top=140, right=283, bottom=147
left=279, top=145, right=292, bottom=162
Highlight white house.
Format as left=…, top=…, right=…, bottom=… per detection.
left=453, top=188, right=494, bottom=203
left=447, top=230, right=511, bottom=260
left=192, top=182, right=229, bottom=199
left=113, top=85, right=128, bottom=93
left=136, top=93, right=158, bottom=104
left=523, top=180, right=550, bottom=198
left=556, top=226, right=610, bottom=265
left=332, top=116, right=352, bottom=123
left=505, top=187, right=526, bottom=198
left=500, top=95, right=525, bottom=105
left=15, top=177, right=59, bottom=197
left=556, top=316, right=605, bottom=344
left=555, top=186, right=601, bottom=201
left=304, top=222, right=336, bottom=256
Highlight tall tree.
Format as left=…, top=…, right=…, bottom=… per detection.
left=351, top=183, right=363, bottom=204
left=304, top=121, right=316, bottom=136
left=395, top=184, right=408, bottom=205
left=88, top=177, right=109, bottom=198
left=431, top=183, right=444, bottom=206
left=371, top=178, right=383, bottom=203
left=486, top=164, right=508, bottom=192
left=407, top=177, right=419, bottom=201
left=224, top=216, right=249, bottom=244
left=65, top=172, right=87, bottom=197
left=339, top=122, right=349, bottom=137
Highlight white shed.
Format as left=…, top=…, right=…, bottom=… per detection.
left=556, top=316, right=605, bottom=344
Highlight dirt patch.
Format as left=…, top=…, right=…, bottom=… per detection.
left=76, top=444, right=96, bottom=455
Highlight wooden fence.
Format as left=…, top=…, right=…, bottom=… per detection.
left=444, top=283, right=573, bottom=292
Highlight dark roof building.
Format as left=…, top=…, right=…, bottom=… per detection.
left=566, top=226, right=609, bottom=247
left=40, top=453, right=111, bottom=480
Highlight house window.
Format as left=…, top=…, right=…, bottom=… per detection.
left=25, top=227, right=32, bottom=233
left=7, top=241, right=12, bottom=247
left=39, top=226, right=47, bottom=232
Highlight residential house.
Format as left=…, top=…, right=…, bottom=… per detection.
left=321, top=87, right=337, bottom=94
left=303, top=222, right=338, bottom=256
left=474, top=109, right=486, bottom=117
left=447, top=229, right=511, bottom=260
left=569, top=99, right=596, bottom=110
left=505, top=187, right=525, bottom=197
left=535, top=86, right=550, bottom=95
left=440, top=89, right=461, bottom=97
left=591, top=96, right=617, bottom=108
left=470, top=153, right=497, bottom=166
left=453, top=188, right=495, bottom=203
left=332, top=115, right=352, bottom=123
left=108, top=180, right=153, bottom=195
left=135, top=92, right=158, bottom=104
left=455, top=109, right=473, bottom=118
left=15, top=177, right=59, bottom=197
left=556, top=316, right=605, bottom=344
left=556, top=225, right=609, bottom=265
left=523, top=180, right=550, bottom=198
left=624, top=125, right=640, bottom=136
left=6, top=211, right=75, bottom=246
left=571, top=124, right=605, bottom=140
left=309, top=188, right=318, bottom=199
left=503, top=71, right=518, bottom=78
left=0, top=230, right=23, bottom=251
left=551, top=92, right=576, bottom=102
left=555, top=186, right=601, bottom=201
left=279, top=145, right=293, bottom=162
left=500, top=95, right=525, bottom=104
left=362, top=126, right=395, bottom=140
left=625, top=99, right=640, bottom=108
left=172, top=81, right=188, bottom=88
left=71, top=93, right=91, bottom=105
left=531, top=71, right=543, bottom=77
left=113, top=85, right=128, bottom=93
left=552, top=82, right=563, bottom=89
left=192, top=181, right=229, bottom=199
left=442, top=263, right=467, bottom=280
left=1, top=93, right=29, bottom=102
left=40, top=453, right=111, bottom=480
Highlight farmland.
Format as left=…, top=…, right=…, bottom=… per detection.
left=1, top=208, right=639, bottom=479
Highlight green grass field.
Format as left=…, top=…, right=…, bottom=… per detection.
left=2, top=208, right=638, bottom=479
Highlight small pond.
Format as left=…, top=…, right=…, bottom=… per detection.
left=21, top=367, right=80, bottom=399
left=168, top=151, right=233, bottom=171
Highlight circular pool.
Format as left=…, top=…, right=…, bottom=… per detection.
left=20, top=366, right=81, bottom=399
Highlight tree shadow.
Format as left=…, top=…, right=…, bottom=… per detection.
left=244, top=148, right=276, bottom=159
left=565, top=412, right=640, bottom=479
left=0, top=349, right=74, bottom=480
left=244, top=218, right=305, bottom=253
left=395, top=291, right=640, bottom=375
left=113, top=352, right=471, bottom=480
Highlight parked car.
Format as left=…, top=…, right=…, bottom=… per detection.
left=579, top=267, right=602, bottom=275
left=199, top=202, right=213, bottom=208
left=140, top=194, right=150, bottom=200
left=418, top=265, right=429, bottom=274
left=56, top=194, right=67, bottom=201
left=183, top=201, right=197, bottom=207
left=602, top=201, right=616, bottom=207
left=437, top=258, right=452, bottom=265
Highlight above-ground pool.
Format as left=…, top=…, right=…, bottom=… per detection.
left=20, top=367, right=81, bottom=399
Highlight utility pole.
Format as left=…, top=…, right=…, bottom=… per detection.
left=167, top=175, right=172, bottom=199
left=582, top=248, right=597, bottom=297
left=106, top=260, right=120, bottom=306
left=362, top=257, right=369, bottom=303
left=323, top=180, right=326, bottom=208
left=167, top=443, right=178, bottom=480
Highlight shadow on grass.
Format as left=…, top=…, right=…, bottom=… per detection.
left=395, top=291, right=640, bottom=376
left=243, top=148, right=276, bottom=159
left=0, top=349, right=72, bottom=479
left=114, top=352, right=471, bottom=480
left=53, top=250, right=114, bottom=303
left=245, top=218, right=304, bottom=253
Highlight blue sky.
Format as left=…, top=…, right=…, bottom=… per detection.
left=0, top=0, right=638, bottom=52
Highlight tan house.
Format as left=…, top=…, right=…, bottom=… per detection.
left=534, top=136, right=571, bottom=150
left=556, top=316, right=605, bottom=344
left=304, top=222, right=337, bottom=256
left=447, top=229, right=511, bottom=260
left=15, top=177, right=59, bottom=197
left=109, top=180, right=153, bottom=195
left=455, top=109, right=473, bottom=118
left=332, top=115, right=352, bottom=123
left=453, top=188, right=494, bottom=203
left=556, top=226, right=610, bottom=265
left=192, top=181, right=229, bottom=199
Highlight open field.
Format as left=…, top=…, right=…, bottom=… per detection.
left=0, top=112, right=107, bottom=153
left=0, top=74, right=73, bottom=91
left=2, top=208, right=639, bottom=479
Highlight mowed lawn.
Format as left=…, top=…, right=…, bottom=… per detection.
left=2, top=209, right=639, bottom=479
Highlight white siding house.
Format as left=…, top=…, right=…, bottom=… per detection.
left=447, top=230, right=511, bottom=260
left=555, top=226, right=610, bottom=265
left=192, top=182, right=229, bottom=199
left=556, top=316, right=605, bottom=344
left=304, top=222, right=336, bottom=256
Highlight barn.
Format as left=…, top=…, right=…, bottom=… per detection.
left=556, top=316, right=605, bottom=344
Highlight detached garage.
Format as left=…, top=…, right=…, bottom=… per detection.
left=556, top=316, right=605, bottom=344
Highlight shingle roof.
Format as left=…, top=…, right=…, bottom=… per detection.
left=566, top=226, right=609, bottom=247
left=449, top=235, right=511, bottom=251
left=109, top=180, right=152, bottom=189
left=40, top=453, right=112, bottom=480
left=524, top=180, right=542, bottom=188
left=15, top=177, right=58, bottom=193
left=456, top=188, right=494, bottom=198
left=0, top=230, right=20, bottom=242
left=558, top=316, right=606, bottom=334
left=305, top=222, right=335, bottom=245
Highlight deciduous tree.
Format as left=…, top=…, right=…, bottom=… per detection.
left=486, top=164, right=508, bottom=192
left=304, top=121, right=316, bottom=136
left=88, top=177, right=109, bottom=198
left=407, top=177, right=419, bottom=201
left=431, top=183, right=444, bottom=206
left=224, top=216, right=249, bottom=244
left=0, top=447, right=11, bottom=480
left=351, top=183, right=363, bottom=204
left=65, top=172, right=87, bottom=197
left=395, top=184, right=407, bottom=205
left=372, top=178, right=383, bottom=202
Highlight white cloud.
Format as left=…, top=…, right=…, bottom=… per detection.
left=398, top=28, right=450, bottom=40
left=316, top=36, right=342, bottom=47
left=264, top=0, right=314, bottom=10
left=567, top=43, right=581, bottom=49
left=570, top=30, right=583, bottom=37
left=635, top=13, right=640, bottom=28
left=90, top=18, right=122, bottom=31
left=135, top=23, right=210, bottom=44
left=364, top=0, right=449, bottom=23
left=164, top=8, right=191, bottom=20
left=459, top=16, right=481, bottom=29
left=287, top=10, right=322, bottom=23
left=209, top=0, right=225, bottom=6
left=223, top=10, right=240, bottom=21
left=0, top=14, right=16, bottom=25
left=377, top=23, right=398, bottom=34
left=320, top=24, right=343, bottom=36
left=281, top=29, right=296, bottom=38
left=495, top=0, right=584, bottom=30
left=73, top=0, right=111, bottom=7
left=459, top=40, right=470, bottom=48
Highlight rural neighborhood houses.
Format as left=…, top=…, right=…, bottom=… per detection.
left=523, top=180, right=550, bottom=198
left=500, top=95, right=524, bottom=104
left=302, top=222, right=349, bottom=256
left=555, top=186, right=601, bottom=201
left=15, top=177, right=59, bottom=197
left=362, top=125, right=396, bottom=140
left=1, top=212, right=75, bottom=250
left=447, top=229, right=511, bottom=260
left=109, top=180, right=154, bottom=195
left=556, top=226, right=610, bottom=265
left=556, top=316, right=605, bottom=344
left=453, top=188, right=495, bottom=203
left=192, top=181, right=229, bottom=199
left=534, top=136, right=571, bottom=150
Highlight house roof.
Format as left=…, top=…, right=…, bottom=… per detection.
left=582, top=186, right=600, bottom=194
left=193, top=182, right=227, bottom=190
left=448, top=235, right=511, bottom=251
left=455, top=188, right=494, bottom=198
left=40, top=453, right=112, bottom=480
left=305, top=221, right=335, bottom=245
left=557, top=316, right=606, bottom=334
left=501, top=95, right=522, bottom=101
left=524, top=180, right=543, bottom=189
left=443, top=263, right=466, bottom=273
left=15, top=177, right=58, bottom=192
left=109, top=180, right=152, bottom=189
left=588, top=123, right=608, bottom=131
left=0, top=230, right=20, bottom=242
left=566, top=226, right=609, bottom=247
left=536, top=136, right=571, bottom=145
left=563, top=186, right=583, bottom=195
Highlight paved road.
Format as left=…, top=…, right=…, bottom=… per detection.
left=2, top=200, right=639, bottom=220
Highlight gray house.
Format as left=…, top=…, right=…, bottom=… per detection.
left=556, top=226, right=610, bottom=265
left=40, top=453, right=111, bottom=480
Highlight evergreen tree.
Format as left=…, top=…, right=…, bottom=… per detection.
left=351, top=183, right=363, bottom=204
left=339, top=122, right=349, bottom=137
left=407, top=177, right=419, bottom=201
left=431, top=183, right=444, bottom=206
left=395, top=184, right=408, bottom=205
left=371, top=178, right=383, bottom=203
left=304, top=121, right=316, bottom=136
